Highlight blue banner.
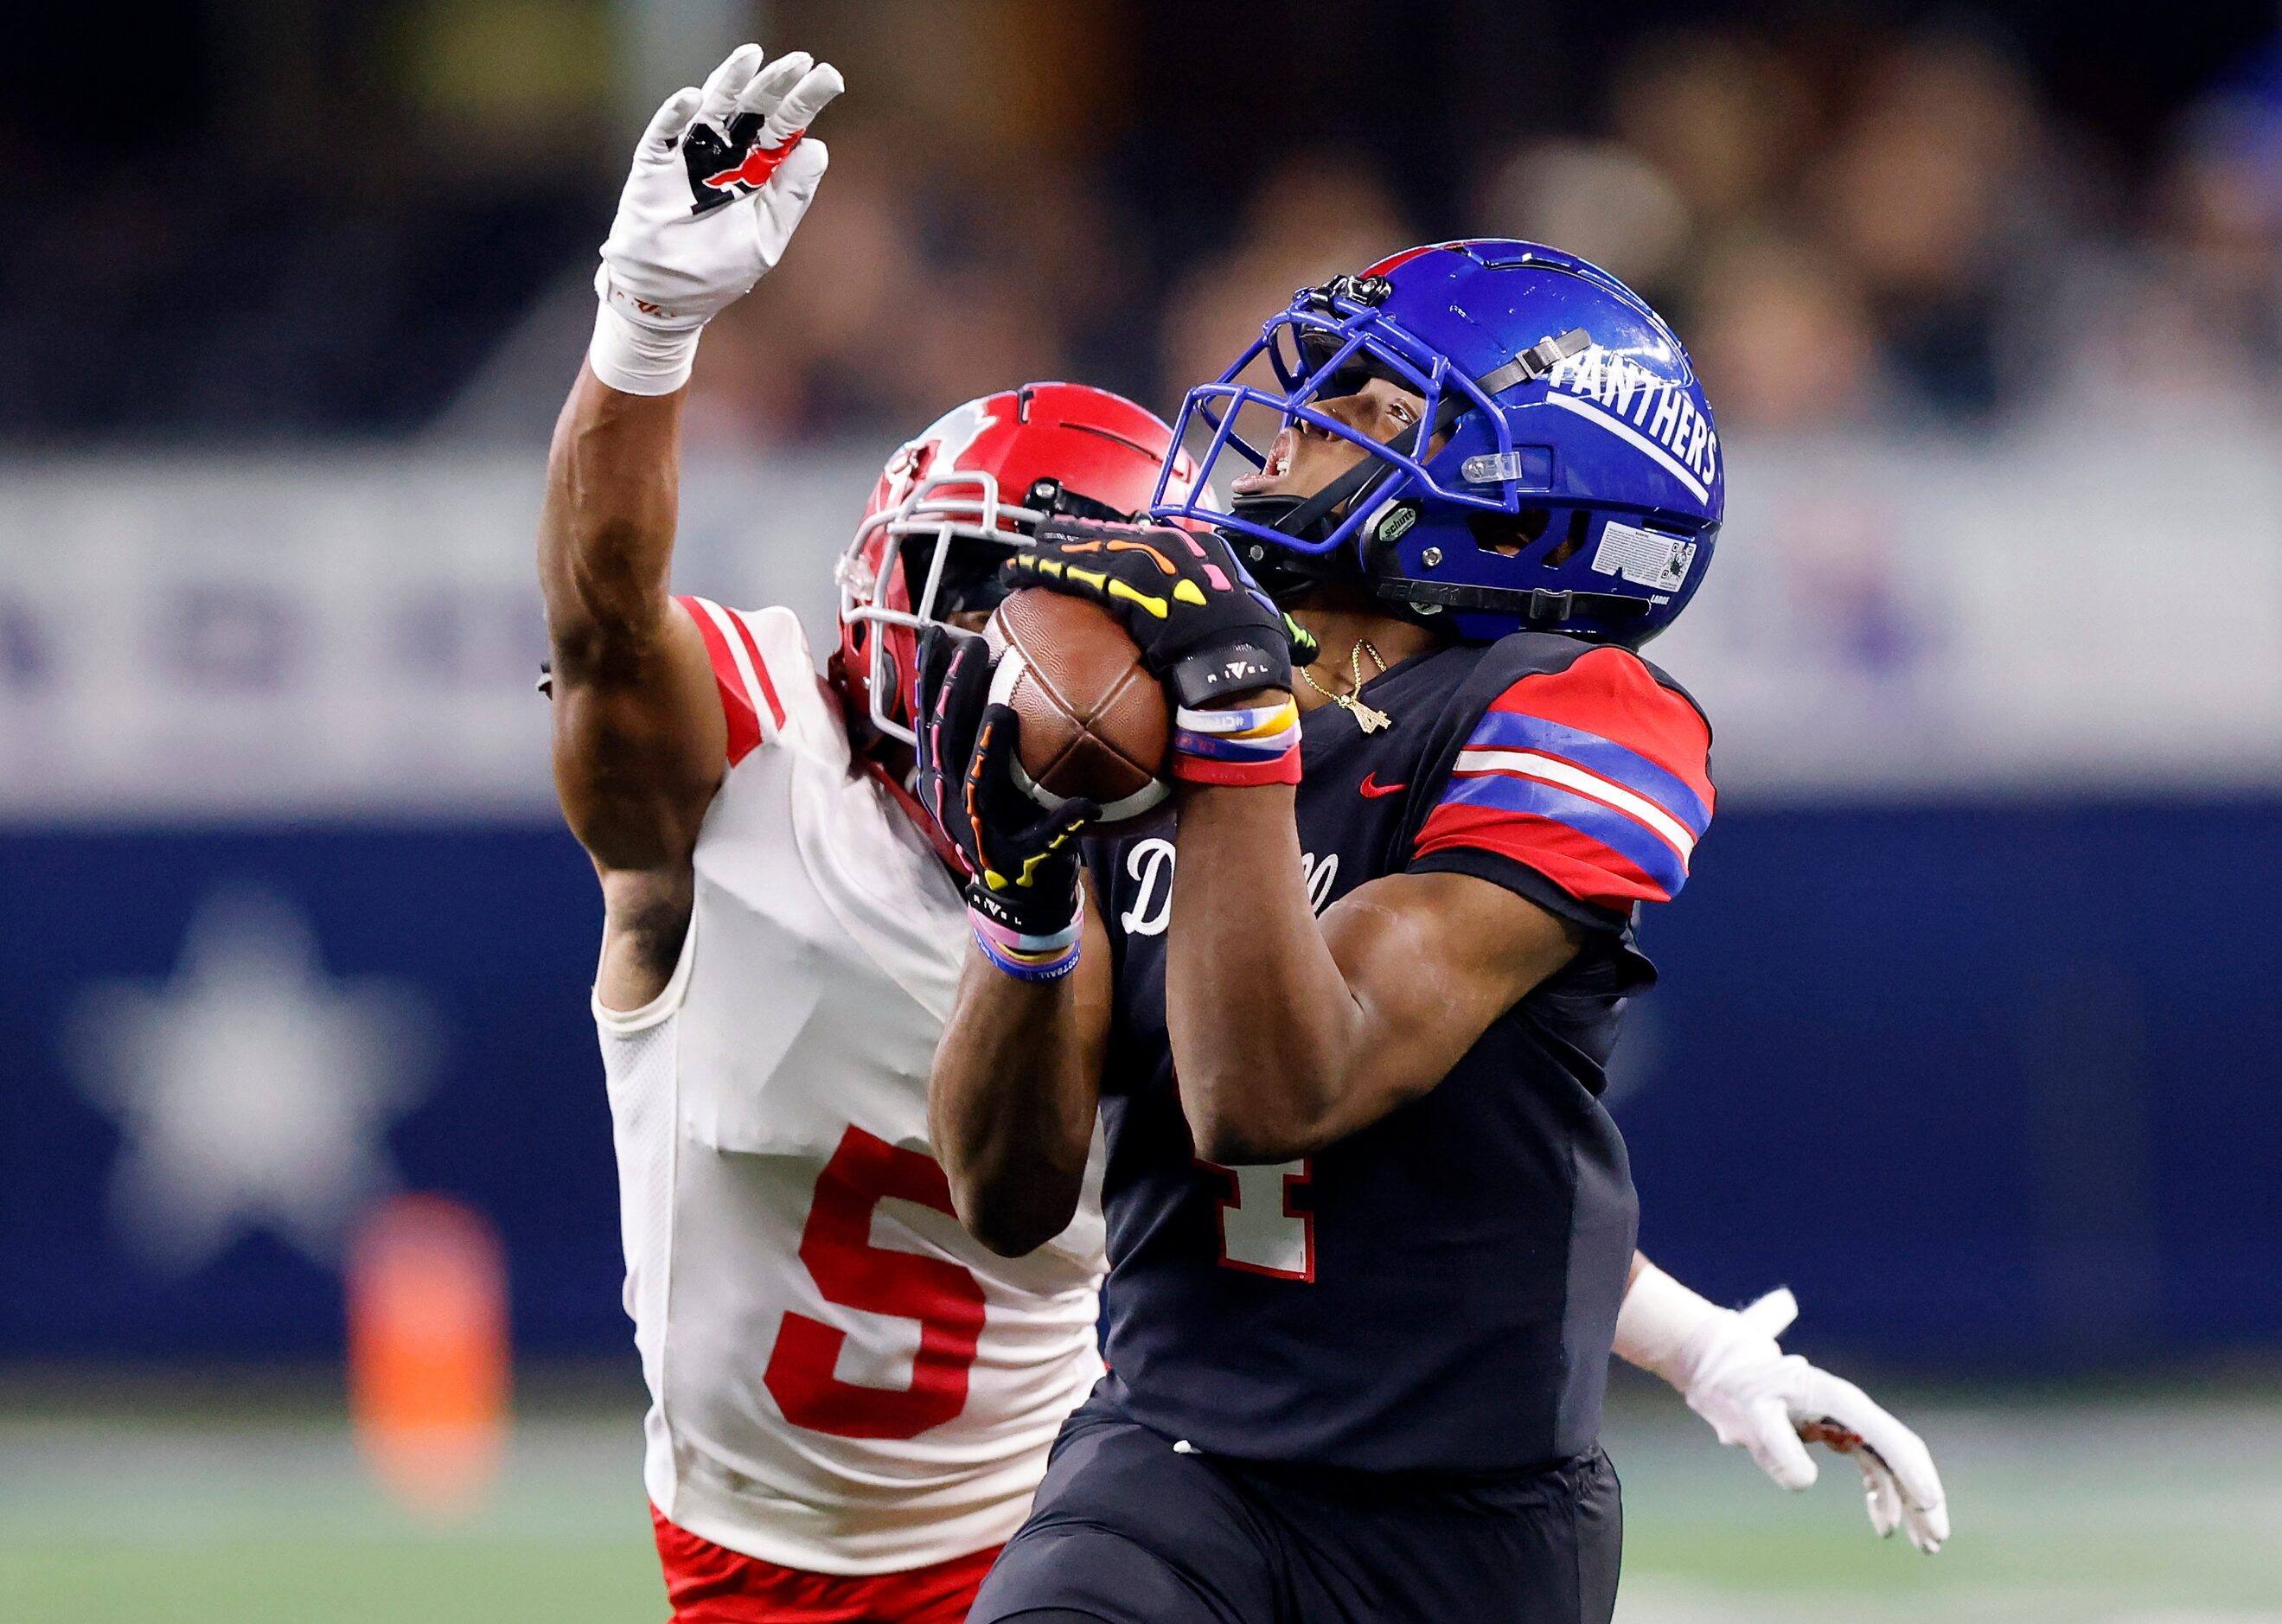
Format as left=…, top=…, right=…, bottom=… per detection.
left=5, top=826, right=618, bottom=1357
left=9, top=802, right=2279, bottom=1369
left=1621, top=797, right=2282, bottom=1366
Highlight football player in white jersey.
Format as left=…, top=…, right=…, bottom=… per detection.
left=535, top=44, right=1206, bottom=1624
left=540, top=42, right=1946, bottom=1623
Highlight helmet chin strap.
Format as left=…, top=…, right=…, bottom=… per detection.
left=1228, top=491, right=1313, bottom=538
left=1371, top=576, right=1652, bottom=636
left=1226, top=495, right=1346, bottom=602
left=1261, top=420, right=1418, bottom=544
left=1218, top=421, right=1423, bottom=607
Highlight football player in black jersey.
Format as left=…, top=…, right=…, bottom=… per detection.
left=914, top=242, right=1946, bottom=1623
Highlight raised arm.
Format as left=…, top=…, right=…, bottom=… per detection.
left=534, top=43, right=842, bottom=1008
left=539, top=368, right=724, bottom=1003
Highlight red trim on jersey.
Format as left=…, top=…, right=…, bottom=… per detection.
left=676, top=596, right=764, bottom=765
left=1413, top=802, right=1672, bottom=910
left=1196, top=1156, right=1316, bottom=1282
left=722, top=604, right=789, bottom=734
left=650, top=1505, right=997, bottom=1623
left=1409, top=647, right=1710, bottom=910
left=1484, top=646, right=1715, bottom=814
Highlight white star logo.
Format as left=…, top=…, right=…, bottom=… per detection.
left=67, top=883, right=438, bottom=1275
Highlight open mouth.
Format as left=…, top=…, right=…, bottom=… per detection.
left=1230, top=428, right=1295, bottom=496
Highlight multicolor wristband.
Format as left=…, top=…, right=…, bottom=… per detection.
left=1172, top=699, right=1303, bottom=787
left=969, top=889, right=1084, bottom=981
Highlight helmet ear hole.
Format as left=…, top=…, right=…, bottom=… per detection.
left=1541, top=509, right=1593, bottom=568
left=1466, top=508, right=1551, bottom=559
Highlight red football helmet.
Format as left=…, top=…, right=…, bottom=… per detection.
left=834, top=381, right=1198, bottom=745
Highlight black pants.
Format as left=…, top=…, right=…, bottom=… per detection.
left=969, top=1389, right=1622, bottom=1624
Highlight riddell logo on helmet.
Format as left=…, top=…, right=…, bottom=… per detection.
left=1544, top=345, right=1718, bottom=496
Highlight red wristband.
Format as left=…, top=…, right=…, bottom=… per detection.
left=1172, top=748, right=1302, bottom=786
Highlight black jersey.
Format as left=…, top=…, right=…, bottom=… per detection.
left=1081, top=632, right=1716, bottom=1475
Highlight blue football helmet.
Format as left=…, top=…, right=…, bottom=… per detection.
left=1151, top=239, right=1723, bottom=646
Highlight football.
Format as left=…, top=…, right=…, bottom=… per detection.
left=987, top=588, right=1171, bottom=823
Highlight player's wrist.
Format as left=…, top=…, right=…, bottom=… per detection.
left=1612, top=1261, right=1729, bottom=1391
left=1191, top=687, right=1294, bottom=711
left=1171, top=696, right=1302, bottom=787
left=588, top=297, right=703, bottom=397
left=967, top=884, right=1083, bottom=981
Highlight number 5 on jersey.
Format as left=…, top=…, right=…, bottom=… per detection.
left=1199, top=1157, right=1314, bottom=1281
left=764, top=1126, right=988, bottom=1439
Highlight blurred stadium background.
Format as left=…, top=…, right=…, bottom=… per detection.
left=6, top=1, right=2282, bottom=1619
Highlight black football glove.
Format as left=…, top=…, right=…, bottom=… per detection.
left=911, top=626, right=1095, bottom=941
left=1000, top=517, right=1319, bottom=709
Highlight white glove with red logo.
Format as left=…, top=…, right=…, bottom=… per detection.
left=1615, top=1264, right=1951, bottom=1552
left=589, top=43, right=844, bottom=396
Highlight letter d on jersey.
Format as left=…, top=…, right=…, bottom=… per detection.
left=1122, top=840, right=1337, bottom=937
left=1121, top=838, right=1176, bottom=937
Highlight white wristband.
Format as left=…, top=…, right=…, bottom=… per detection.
left=587, top=300, right=701, bottom=397
left=1612, top=1261, right=1724, bottom=1388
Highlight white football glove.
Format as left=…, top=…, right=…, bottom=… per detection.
left=589, top=43, right=845, bottom=395
left=1614, top=1264, right=1951, bottom=1553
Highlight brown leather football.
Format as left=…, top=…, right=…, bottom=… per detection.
left=987, top=589, right=1171, bottom=824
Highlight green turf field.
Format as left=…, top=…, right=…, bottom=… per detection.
left=4, top=1380, right=2279, bottom=1622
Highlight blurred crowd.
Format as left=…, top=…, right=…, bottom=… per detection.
left=4, top=4, right=2279, bottom=446
left=691, top=17, right=2282, bottom=446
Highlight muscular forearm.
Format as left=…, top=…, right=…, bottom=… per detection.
left=1165, top=777, right=1582, bottom=1162
left=1165, top=782, right=1370, bottom=1162
left=538, top=362, right=723, bottom=879
left=539, top=364, right=687, bottom=671
left=930, top=942, right=1107, bottom=1256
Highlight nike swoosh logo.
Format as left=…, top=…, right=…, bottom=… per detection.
left=1358, top=773, right=1408, bottom=798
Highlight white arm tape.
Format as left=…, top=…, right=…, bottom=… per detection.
left=587, top=300, right=701, bottom=397
left=1612, top=1259, right=1724, bottom=1388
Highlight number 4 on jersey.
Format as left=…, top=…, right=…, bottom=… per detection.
left=1199, top=1158, right=1314, bottom=1281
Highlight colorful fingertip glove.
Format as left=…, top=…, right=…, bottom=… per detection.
left=1172, top=697, right=1303, bottom=786
left=1001, top=517, right=1319, bottom=709
left=911, top=627, right=1094, bottom=980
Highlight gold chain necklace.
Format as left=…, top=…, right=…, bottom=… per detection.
left=1298, top=640, right=1393, bottom=733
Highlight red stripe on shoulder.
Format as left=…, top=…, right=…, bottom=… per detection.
left=721, top=606, right=788, bottom=732
left=676, top=595, right=763, bottom=766
left=1486, top=646, right=1713, bottom=813
left=1414, top=802, right=1673, bottom=911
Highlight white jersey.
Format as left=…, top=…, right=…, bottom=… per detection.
left=595, top=598, right=1105, bottom=1575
